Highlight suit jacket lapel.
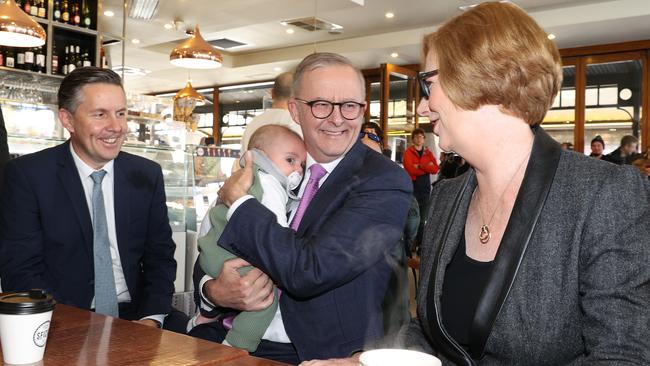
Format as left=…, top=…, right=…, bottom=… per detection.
left=56, top=141, right=93, bottom=263
left=295, top=142, right=364, bottom=237
left=113, top=153, right=129, bottom=261
left=468, top=127, right=561, bottom=358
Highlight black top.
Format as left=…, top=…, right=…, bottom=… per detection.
left=441, top=232, right=494, bottom=353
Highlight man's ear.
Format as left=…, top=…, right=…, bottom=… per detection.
left=58, top=108, right=75, bottom=134
left=288, top=98, right=301, bottom=126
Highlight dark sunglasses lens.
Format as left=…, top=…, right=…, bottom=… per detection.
left=419, top=77, right=430, bottom=99
left=368, top=133, right=381, bottom=143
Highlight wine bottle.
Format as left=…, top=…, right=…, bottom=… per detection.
left=30, top=0, right=38, bottom=17
left=75, top=45, right=82, bottom=68
left=24, top=47, right=35, bottom=71
left=37, top=0, right=46, bottom=18
left=61, top=0, right=69, bottom=23
left=52, top=43, right=59, bottom=74
left=35, top=46, right=45, bottom=73
left=23, top=0, right=31, bottom=15
left=53, top=0, right=61, bottom=22
left=68, top=45, right=76, bottom=73
left=16, top=48, right=25, bottom=70
left=0, top=48, right=5, bottom=68
left=6, top=48, right=15, bottom=68
left=72, top=1, right=80, bottom=26
left=82, top=0, right=91, bottom=28
left=62, top=45, right=69, bottom=74
left=82, top=49, right=91, bottom=67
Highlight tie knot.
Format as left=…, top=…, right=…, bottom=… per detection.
left=309, top=164, right=327, bottom=181
left=90, top=170, right=107, bottom=185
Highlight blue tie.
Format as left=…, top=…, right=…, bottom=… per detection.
left=90, top=170, right=119, bottom=317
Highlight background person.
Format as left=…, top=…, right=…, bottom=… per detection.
left=589, top=135, right=605, bottom=159
left=403, top=128, right=439, bottom=245
left=0, top=67, right=186, bottom=332
left=602, top=134, right=639, bottom=165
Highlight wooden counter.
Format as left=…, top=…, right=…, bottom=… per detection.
left=0, top=304, right=288, bottom=365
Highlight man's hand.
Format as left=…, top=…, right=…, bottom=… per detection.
left=203, top=258, right=274, bottom=311
left=134, top=319, right=160, bottom=328
left=299, top=353, right=361, bottom=366
left=218, top=151, right=254, bottom=207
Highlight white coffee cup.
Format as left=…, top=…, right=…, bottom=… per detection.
left=359, top=349, right=441, bottom=366
left=0, top=290, right=56, bottom=365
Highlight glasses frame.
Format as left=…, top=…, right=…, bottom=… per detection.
left=417, top=69, right=439, bottom=99
left=294, top=98, right=366, bottom=120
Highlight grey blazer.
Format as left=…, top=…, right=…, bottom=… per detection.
left=400, top=128, right=650, bottom=365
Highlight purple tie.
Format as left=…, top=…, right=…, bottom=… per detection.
left=290, top=164, right=327, bottom=230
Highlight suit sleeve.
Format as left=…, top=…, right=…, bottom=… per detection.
left=139, top=165, right=177, bottom=317
left=219, top=168, right=412, bottom=298
left=580, top=167, right=650, bottom=364
left=0, top=160, right=49, bottom=292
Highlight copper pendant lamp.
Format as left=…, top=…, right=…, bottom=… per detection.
left=170, top=26, right=222, bottom=69
left=0, top=0, right=46, bottom=47
left=173, top=81, right=206, bottom=105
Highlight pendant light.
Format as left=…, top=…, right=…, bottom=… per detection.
left=0, top=0, right=46, bottom=47
left=170, top=26, right=222, bottom=69
left=173, top=81, right=206, bottom=105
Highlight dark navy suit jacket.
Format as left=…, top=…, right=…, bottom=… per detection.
left=0, top=141, right=176, bottom=318
left=218, top=141, right=412, bottom=361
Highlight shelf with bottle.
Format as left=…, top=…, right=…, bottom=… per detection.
left=51, top=0, right=96, bottom=31
left=0, top=44, right=48, bottom=74
left=15, top=0, right=48, bottom=20
left=51, top=28, right=95, bottom=76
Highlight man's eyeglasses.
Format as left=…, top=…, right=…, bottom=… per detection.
left=294, top=98, right=366, bottom=120
left=417, top=69, right=439, bottom=99
left=359, top=132, right=381, bottom=143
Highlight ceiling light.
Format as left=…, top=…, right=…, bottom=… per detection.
left=286, top=28, right=294, bottom=34
left=104, top=10, right=115, bottom=17
left=173, top=81, right=206, bottom=106
left=391, top=52, right=399, bottom=58
left=164, top=23, right=173, bottom=30
left=131, top=39, right=140, bottom=44
left=0, top=0, right=46, bottom=47
left=128, top=0, right=160, bottom=21
left=385, top=12, right=394, bottom=18
left=547, top=34, right=556, bottom=40
left=170, top=25, right=223, bottom=69
left=274, top=67, right=282, bottom=72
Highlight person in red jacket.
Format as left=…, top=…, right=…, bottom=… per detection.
left=403, top=128, right=439, bottom=244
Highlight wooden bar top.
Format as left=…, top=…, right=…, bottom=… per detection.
left=0, top=304, right=288, bottom=366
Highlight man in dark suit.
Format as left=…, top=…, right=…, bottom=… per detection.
left=190, top=53, right=412, bottom=363
left=0, top=67, right=181, bottom=331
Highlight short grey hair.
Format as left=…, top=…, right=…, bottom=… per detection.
left=58, top=67, right=124, bottom=114
left=292, top=52, right=365, bottom=98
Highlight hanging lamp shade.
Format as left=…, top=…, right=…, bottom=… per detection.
left=169, top=26, right=222, bottom=69
left=173, top=81, right=206, bottom=105
left=0, top=0, right=46, bottom=47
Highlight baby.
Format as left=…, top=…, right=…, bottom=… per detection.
left=191, top=124, right=306, bottom=352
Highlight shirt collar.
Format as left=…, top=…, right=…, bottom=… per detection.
left=305, top=154, right=344, bottom=174
left=69, top=142, right=115, bottom=178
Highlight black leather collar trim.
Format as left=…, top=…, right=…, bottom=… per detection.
left=425, top=170, right=476, bottom=366
left=468, top=127, right=561, bottom=358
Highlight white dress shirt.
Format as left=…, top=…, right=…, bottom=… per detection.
left=70, top=145, right=164, bottom=325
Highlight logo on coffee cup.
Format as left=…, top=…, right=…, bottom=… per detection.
left=33, top=320, right=50, bottom=347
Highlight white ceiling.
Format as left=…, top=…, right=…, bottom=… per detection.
left=98, top=0, right=650, bottom=94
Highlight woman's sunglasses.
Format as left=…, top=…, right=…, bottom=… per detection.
left=417, top=69, right=439, bottom=99
left=359, top=132, right=382, bottom=143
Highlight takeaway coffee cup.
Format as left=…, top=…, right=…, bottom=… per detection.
left=359, top=349, right=441, bottom=366
left=0, top=289, right=56, bottom=365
